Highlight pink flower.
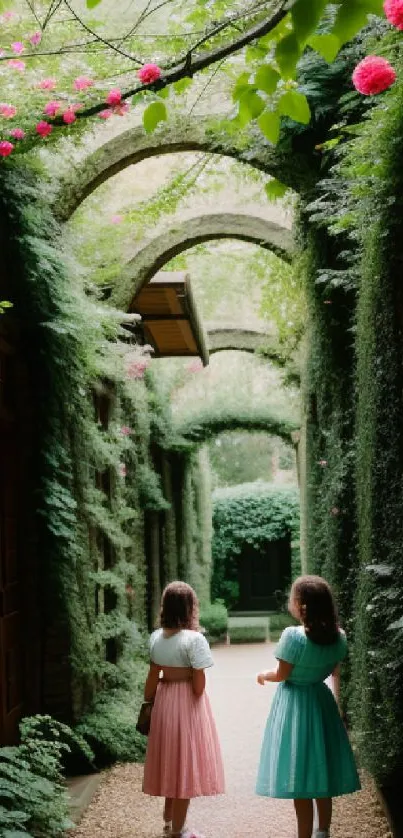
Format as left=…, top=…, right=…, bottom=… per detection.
left=111, top=214, right=123, bottom=224
left=62, top=107, right=77, bottom=124
left=121, top=425, right=132, bottom=436
left=8, top=59, right=25, bottom=71
left=318, top=459, right=328, bottom=467
left=118, top=463, right=127, bottom=477
left=127, top=359, right=149, bottom=379
left=114, top=102, right=130, bottom=116
left=98, top=108, right=113, bottom=119
left=74, top=76, right=93, bottom=91
left=384, top=0, right=403, bottom=29
left=137, top=63, right=162, bottom=84
left=11, top=42, right=24, bottom=55
left=352, top=56, right=396, bottom=95
left=9, top=128, right=25, bottom=140
left=106, top=88, right=122, bottom=106
left=36, top=120, right=52, bottom=137
left=2, top=11, right=16, bottom=21
left=0, top=104, right=17, bottom=118
left=38, top=78, right=56, bottom=90
left=0, top=141, right=14, bottom=157
left=29, top=31, right=42, bottom=46
left=44, top=100, right=62, bottom=117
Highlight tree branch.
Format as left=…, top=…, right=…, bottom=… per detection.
left=64, top=1, right=288, bottom=124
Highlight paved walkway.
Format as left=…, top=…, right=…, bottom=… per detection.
left=71, top=643, right=392, bottom=838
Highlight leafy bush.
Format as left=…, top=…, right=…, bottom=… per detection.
left=200, top=601, right=228, bottom=641
left=77, top=657, right=148, bottom=766
left=229, top=624, right=268, bottom=644
left=268, top=612, right=296, bottom=641
left=0, top=715, right=91, bottom=837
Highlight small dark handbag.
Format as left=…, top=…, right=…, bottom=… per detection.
left=136, top=700, right=154, bottom=736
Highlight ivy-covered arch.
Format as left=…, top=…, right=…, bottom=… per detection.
left=111, top=213, right=293, bottom=309
left=176, top=407, right=299, bottom=445
left=52, top=118, right=314, bottom=222
left=208, top=327, right=279, bottom=356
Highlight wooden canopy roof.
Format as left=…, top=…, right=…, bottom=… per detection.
left=129, top=272, right=209, bottom=366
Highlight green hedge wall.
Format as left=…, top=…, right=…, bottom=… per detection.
left=211, top=483, right=300, bottom=608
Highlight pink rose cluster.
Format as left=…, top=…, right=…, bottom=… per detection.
left=137, top=63, right=162, bottom=85
left=99, top=88, right=130, bottom=119
left=352, top=1, right=403, bottom=96
left=127, top=359, right=149, bottom=379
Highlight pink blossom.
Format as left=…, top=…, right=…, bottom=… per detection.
left=2, top=11, right=16, bottom=21
left=11, top=42, right=24, bottom=55
left=36, top=120, right=53, bottom=137
left=114, top=102, right=130, bottom=116
left=111, top=214, right=123, bottom=224
left=121, top=425, right=132, bottom=436
left=74, top=76, right=93, bottom=91
left=9, top=128, right=25, bottom=140
left=8, top=59, right=25, bottom=71
left=318, top=459, right=328, bottom=467
left=62, top=107, right=77, bottom=124
left=0, top=50, right=5, bottom=58
left=384, top=0, right=403, bottom=29
left=98, top=108, right=113, bottom=119
left=106, top=88, right=122, bottom=106
left=38, top=78, right=56, bottom=90
left=0, top=104, right=17, bottom=118
left=137, top=63, right=162, bottom=84
left=352, top=56, right=396, bottom=95
left=0, top=141, right=14, bottom=157
left=127, top=359, right=149, bottom=379
left=29, top=31, right=42, bottom=46
left=118, top=463, right=127, bottom=477
left=44, top=100, right=62, bottom=117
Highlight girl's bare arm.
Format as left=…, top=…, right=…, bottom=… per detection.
left=144, top=662, right=161, bottom=701
left=332, top=664, right=341, bottom=710
left=257, top=659, right=293, bottom=684
left=192, top=668, right=206, bottom=697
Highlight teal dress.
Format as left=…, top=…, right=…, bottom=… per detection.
left=256, top=626, right=360, bottom=799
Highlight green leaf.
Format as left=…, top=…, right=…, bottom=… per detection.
left=275, top=33, right=301, bottom=79
left=143, top=102, right=167, bottom=133
left=232, top=72, right=252, bottom=102
left=255, top=65, right=280, bottom=95
left=86, top=0, right=102, bottom=7
left=332, top=1, right=371, bottom=43
left=246, top=43, right=268, bottom=63
left=308, top=34, right=340, bottom=63
left=355, top=0, right=384, bottom=11
left=174, top=78, right=193, bottom=94
left=258, top=110, right=281, bottom=144
left=278, top=90, right=311, bottom=124
left=238, top=90, right=265, bottom=126
left=291, top=0, right=328, bottom=45
left=265, top=179, right=288, bottom=200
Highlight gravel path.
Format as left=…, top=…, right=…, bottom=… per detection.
left=71, top=644, right=392, bottom=838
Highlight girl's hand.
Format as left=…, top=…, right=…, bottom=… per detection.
left=257, top=672, right=267, bottom=685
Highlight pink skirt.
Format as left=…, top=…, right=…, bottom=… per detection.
left=143, top=681, right=225, bottom=799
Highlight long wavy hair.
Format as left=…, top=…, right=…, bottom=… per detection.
left=289, top=575, right=340, bottom=646
left=160, top=581, right=200, bottom=631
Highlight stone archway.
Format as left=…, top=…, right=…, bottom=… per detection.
left=176, top=409, right=299, bottom=445
left=111, top=212, right=293, bottom=309
left=52, top=118, right=315, bottom=222
left=208, top=327, right=274, bottom=355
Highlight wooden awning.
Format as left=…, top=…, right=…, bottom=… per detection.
left=129, top=272, right=209, bottom=366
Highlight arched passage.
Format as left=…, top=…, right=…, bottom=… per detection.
left=208, top=327, right=275, bottom=355
left=176, top=409, right=299, bottom=445
left=111, top=213, right=293, bottom=309
left=52, top=118, right=314, bottom=222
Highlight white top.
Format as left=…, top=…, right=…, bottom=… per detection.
left=150, top=628, right=214, bottom=670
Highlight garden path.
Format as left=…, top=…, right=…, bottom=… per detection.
left=71, top=644, right=392, bottom=838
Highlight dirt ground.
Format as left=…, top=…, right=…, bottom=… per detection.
left=70, top=644, right=393, bottom=838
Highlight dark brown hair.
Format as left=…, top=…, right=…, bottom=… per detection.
left=290, top=575, right=340, bottom=646
left=160, top=581, right=199, bottom=630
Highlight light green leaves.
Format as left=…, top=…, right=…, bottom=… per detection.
left=0, top=300, right=13, bottom=314
left=86, top=0, right=103, bottom=7
left=275, top=33, right=301, bottom=79
left=265, top=179, right=288, bottom=200
left=278, top=90, right=311, bottom=124
left=254, top=65, right=280, bottom=95
left=143, top=102, right=167, bottom=133
left=258, top=111, right=280, bottom=144
left=291, top=0, right=328, bottom=45
left=238, top=90, right=265, bottom=125
left=308, top=34, right=340, bottom=63
left=332, top=0, right=377, bottom=42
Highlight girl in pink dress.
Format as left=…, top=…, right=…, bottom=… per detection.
left=143, top=581, right=225, bottom=838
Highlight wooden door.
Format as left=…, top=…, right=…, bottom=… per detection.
left=0, top=340, right=24, bottom=744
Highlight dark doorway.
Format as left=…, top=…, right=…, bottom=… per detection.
left=237, top=537, right=291, bottom=611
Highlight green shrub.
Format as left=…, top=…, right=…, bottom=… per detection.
left=0, top=715, right=89, bottom=837
left=200, top=600, right=228, bottom=641
left=77, top=657, right=148, bottom=766
left=229, top=624, right=268, bottom=644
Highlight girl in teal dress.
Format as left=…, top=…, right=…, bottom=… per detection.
left=256, top=575, right=360, bottom=838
